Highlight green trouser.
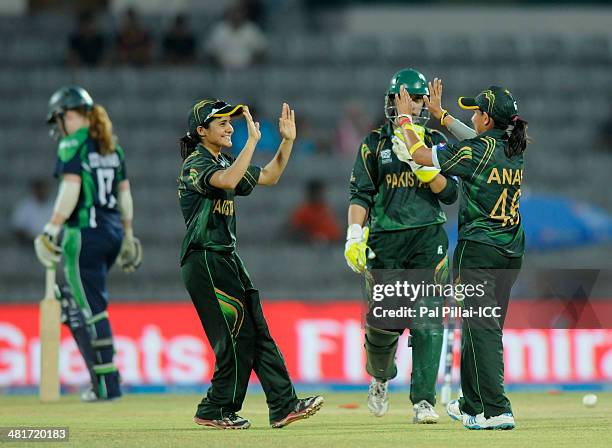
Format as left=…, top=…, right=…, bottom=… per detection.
left=453, top=240, right=522, bottom=418
left=181, top=250, right=298, bottom=423
left=366, top=224, right=448, bottom=405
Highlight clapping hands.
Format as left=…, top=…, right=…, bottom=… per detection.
left=278, top=102, right=296, bottom=142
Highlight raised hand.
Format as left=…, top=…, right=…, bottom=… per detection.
left=278, top=102, right=296, bottom=141
left=424, top=77, right=445, bottom=120
left=243, top=106, right=261, bottom=142
left=395, top=85, right=414, bottom=124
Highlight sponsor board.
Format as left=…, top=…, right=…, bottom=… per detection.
left=1, top=302, right=611, bottom=387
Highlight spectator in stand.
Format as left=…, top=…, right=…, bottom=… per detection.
left=115, top=7, right=153, bottom=67
left=68, top=12, right=107, bottom=67
left=12, top=179, right=54, bottom=246
left=335, top=101, right=372, bottom=158
left=162, top=13, right=197, bottom=64
left=206, top=3, right=267, bottom=70
left=289, top=180, right=342, bottom=243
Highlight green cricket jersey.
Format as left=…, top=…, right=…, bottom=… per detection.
left=178, top=144, right=261, bottom=264
left=433, top=128, right=525, bottom=257
left=54, top=127, right=127, bottom=229
left=349, top=122, right=458, bottom=233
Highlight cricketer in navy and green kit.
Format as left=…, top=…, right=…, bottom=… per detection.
left=54, top=125, right=126, bottom=400
left=36, top=85, right=141, bottom=402
left=348, top=68, right=458, bottom=420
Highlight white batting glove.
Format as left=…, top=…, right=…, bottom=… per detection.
left=34, top=223, right=62, bottom=268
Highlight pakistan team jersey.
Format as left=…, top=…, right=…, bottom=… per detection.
left=433, top=128, right=525, bottom=257
left=349, top=122, right=457, bottom=233
left=178, top=145, right=261, bottom=264
left=54, top=127, right=127, bottom=229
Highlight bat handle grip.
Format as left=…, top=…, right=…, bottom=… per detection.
left=45, top=267, right=56, bottom=299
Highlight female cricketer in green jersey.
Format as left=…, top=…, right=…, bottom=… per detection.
left=345, top=68, right=458, bottom=424
left=35, top=85, right=142, bottom=401
left=394, top=80, right=529, bottom=430
left=177, top=99, right=323, bottom=430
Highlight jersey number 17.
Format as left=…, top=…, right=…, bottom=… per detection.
left=96, top=168, right=116, bottom=208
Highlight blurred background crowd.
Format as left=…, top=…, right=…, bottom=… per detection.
left=2, top=0, right=612, bottom=301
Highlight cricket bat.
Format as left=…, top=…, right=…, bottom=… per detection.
left=39, top=267, right=61, bottom=402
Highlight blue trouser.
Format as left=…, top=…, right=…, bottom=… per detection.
left=62, top=224, right=123, bottom=399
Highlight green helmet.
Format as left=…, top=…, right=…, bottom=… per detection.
left=384, top=68, right=430, bottom=125
left=46, top=85, right=94, bottom=124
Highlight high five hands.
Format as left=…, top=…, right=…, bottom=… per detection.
left=423, top=78, right=445, bottom=120
left=395, top=79, right=446, bottom=124
left=394, top=85, right=414, bottom=124
left=243, top=106, right=261, bottom=142
left=278, top=102, right=296, bottom=142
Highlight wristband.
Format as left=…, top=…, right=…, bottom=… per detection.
left=397, top=114, right=413, bottom=126
left=440, top=109, right=449, bottom=126
left=409, top=141, right=425, bottom=155
left=398, top=118, right=411, bottom=127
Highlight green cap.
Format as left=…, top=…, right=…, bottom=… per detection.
left=188, top=99, right=244, bottom=135
left=458, top=86, right=518, bottom=127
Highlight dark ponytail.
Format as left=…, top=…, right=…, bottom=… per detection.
left=179, top=131, right=200, bottom=160
left=505, top=115, right=529, bottom=157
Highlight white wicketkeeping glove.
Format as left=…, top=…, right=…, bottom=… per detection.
left=118, top=228, right=142, bottom=273
left=34, top=223, right=62, bottom=268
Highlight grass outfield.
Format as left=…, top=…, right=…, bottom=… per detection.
left=1, top=392, right=611, bottom=447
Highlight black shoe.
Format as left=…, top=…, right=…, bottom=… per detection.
left=271, top=396, right=324, bottom=428
left=193, top=413, right=251, bottom=430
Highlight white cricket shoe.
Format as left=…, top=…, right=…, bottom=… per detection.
left=483, top=413, right=515, bottom=430
left=462, top=413, right=487, bottom=430
left=413, top=400, right=439, bottom=424
left=463, top=412, right=515, bottom=430
left=80, top=386, right=120, bottom=403
left=80, top=387, right=98, bottom=402
left=446, top=399, right=462, bottom=421
left=367, top=378, right=389, bottom=417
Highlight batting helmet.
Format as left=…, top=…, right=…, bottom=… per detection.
left=384, top=68, right=430, bottom=125
left=46, top=85, right=94, bottom=124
